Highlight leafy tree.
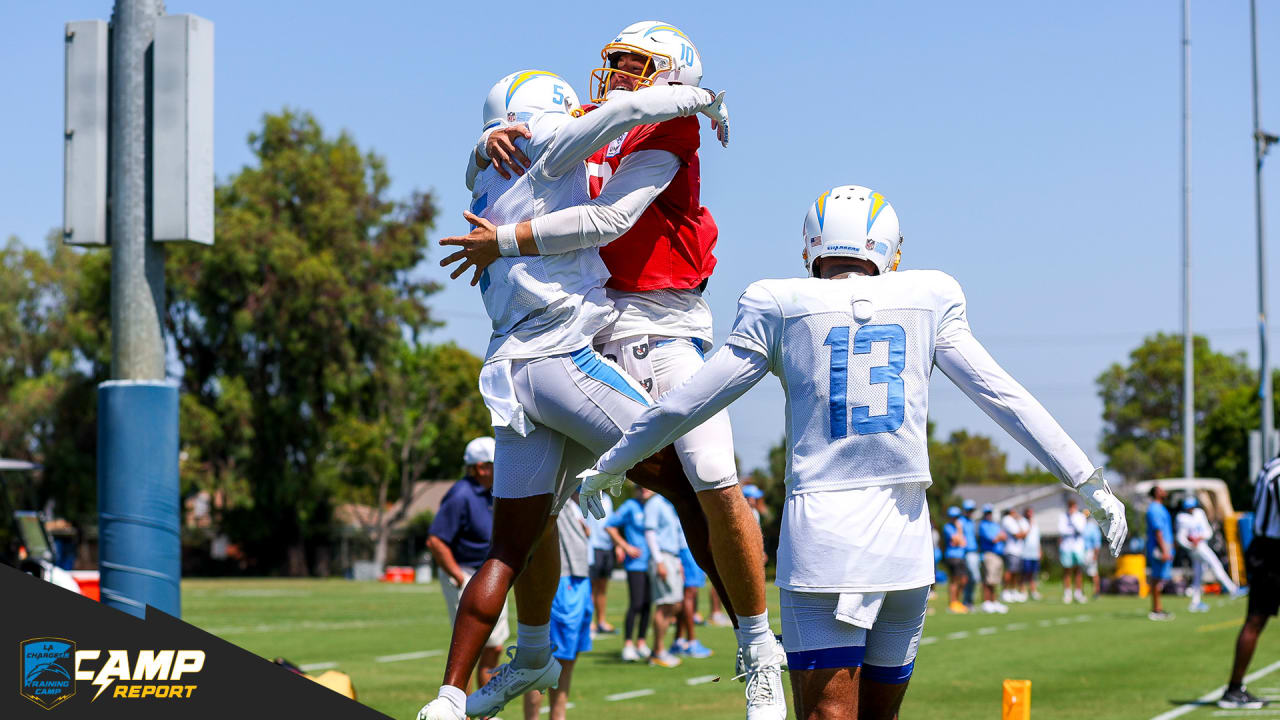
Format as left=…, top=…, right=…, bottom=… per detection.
left=0, top=235, right=109, bottom=527
left=165, top=110, right=440, bottom=574
left=323, top=342, right=490, bottom=569
left=1096, top=334, right=1261, bottom=486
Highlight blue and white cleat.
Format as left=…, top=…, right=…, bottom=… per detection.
left=466, top=648, right=560, bottom=718
left=684, top=640, right=714, bottom=659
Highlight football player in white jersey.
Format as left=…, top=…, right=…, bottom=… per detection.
left=440, top=25, right=787, bottom=720
left=1177, top=496, right=1241, bottom=612
left=417, top=70, right=728, bottom=720
left=576, top=186, right=1130, bottom=719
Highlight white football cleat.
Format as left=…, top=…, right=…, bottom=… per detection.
left=466, top=650, right=560, bottom=718
left=417, top=697, right=465, bottom=720
left=739, top=639, right=788, bottom=720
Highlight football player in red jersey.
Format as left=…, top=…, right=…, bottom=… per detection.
left=441, top=21, right=785, bottom=720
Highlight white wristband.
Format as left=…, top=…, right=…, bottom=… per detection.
left=497, top=224, right=520, bottom=257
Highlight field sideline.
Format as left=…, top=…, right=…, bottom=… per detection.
left=183, top=577, right=1278, bottom=719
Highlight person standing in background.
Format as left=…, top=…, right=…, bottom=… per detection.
left=1001, top=508, right=1027, bottom=603
left=1082, top=509, right=1103, bottom=599
left=1021, top=507, right=1043, bottom=601
left=606, top=485, right=653, bottom=662
left=645, top=490, right=686, bottom=668
left=961, top=499, right=981, bottom=609
left=1177, top=496, right=1242, bottom=613
left=426, top=437, right=509, bottom=690
left=943, top=506, right=970, bottom=613
left=673, top=521, right=714, bottom=658
left=1146, top=486, right=1175, bottom=621
left=978, top=505, right=1009, bottom=614
left=1058, top=498, right=1087, bottom=604
left=585, top=492, right=619, bottom=635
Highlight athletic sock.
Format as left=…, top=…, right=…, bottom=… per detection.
left=735, top=610, right=773, bottom=649
left=513, top=622, right=552, bottom=668
left=439, top=685, right=466, bottom=715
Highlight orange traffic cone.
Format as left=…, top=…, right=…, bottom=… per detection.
left=1003, top=679, right=1031, bottom=720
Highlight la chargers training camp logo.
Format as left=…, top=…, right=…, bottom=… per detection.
left=21, top=637, right=76, bottom=710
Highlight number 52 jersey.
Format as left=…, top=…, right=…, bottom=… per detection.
left=726, top=269, right=1094, bottom=497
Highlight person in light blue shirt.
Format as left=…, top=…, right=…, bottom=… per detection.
left=1146, top=486, right=1175, bottom=620
left=606, top=487, right=652, bottom=660
left=943, top=507, right=969, bottom=613
left=960, top=499, right=980, bottom=607
left=977, top=506, right=1009, bottom=613
left=644, top=493, right=686, bottom=667
left=1082, top=511, right=1104, bottom=598
left=585, top=493, right=619, bottom=635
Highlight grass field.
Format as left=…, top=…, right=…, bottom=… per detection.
left=182, top=577, right=1279, bottom=719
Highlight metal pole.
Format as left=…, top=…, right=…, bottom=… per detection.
left=1251, top=0, right=1274, bottom=461
left=109, top=0, right=166, bottom=380
left=1182, top=0, right=1195, bottom=478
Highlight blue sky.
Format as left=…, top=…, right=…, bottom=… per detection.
left=4, top=1, right=1279, bottom=477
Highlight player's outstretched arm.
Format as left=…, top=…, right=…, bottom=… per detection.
left=579, top=345, right=768, bottom=518
left=935, top=304, right=1128, bottom=555
left=542, top=86, right=725, bottom=178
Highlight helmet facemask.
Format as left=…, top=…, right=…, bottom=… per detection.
left=590, top=44, right=674, bottom=103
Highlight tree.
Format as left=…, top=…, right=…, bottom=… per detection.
left=1097, top=334, right=1257, bottom=484
left=323, top=342, right=490, bottom=569
left=0, top=234, right=109, bottom=528
left=166, top=110, right=440, bottom=574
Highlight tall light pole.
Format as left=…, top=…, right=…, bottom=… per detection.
left=65, top=0, right=212, bottom=618
left=1182, top=0, right=1195, bottom=478
left=1251, top=0, right=1277, bottom=462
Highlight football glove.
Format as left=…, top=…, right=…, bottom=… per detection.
left=698, top=91, right=730, bottom=148
left=1077, top=468, right=1128, bottom=557
left=577, top=467, right=626, bottom=520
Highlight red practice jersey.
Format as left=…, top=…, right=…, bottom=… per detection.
left=585, top=114, right=718, bottom=293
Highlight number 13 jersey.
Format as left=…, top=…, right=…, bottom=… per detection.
left=727, top=269, right=967, bottom=496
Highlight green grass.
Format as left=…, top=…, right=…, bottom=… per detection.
left=181, top=578, right=1278, bottom=719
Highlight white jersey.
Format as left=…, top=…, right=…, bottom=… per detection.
left=1001, top=513, right=1025, bottom=557
left=1058, top=510, right=1086, bottom=553
left=1021, top=519, right=1042, bottom=559
left=467, top=85, right=719, bottom=364
left=465, top=86, right=719, bottom=432
left=471, top=112, right=614, bottom=364
left=594, top=269, right=1099, bottom=592
left=1176, top=507, right=1213, bottom=549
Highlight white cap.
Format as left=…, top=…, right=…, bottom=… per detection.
left=463, top=436, right=496, bottom=466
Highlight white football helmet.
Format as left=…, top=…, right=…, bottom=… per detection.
left=801, top=185, right=903, bottom=276
left=590, top=21, right=703, bottom=103
left=482, top=70, right=582, bottom=131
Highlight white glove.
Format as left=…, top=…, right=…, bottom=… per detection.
left=698, top=90, right=730, bottom=148
left=577, top=466, right=626, bottom=519
left=1077, top=468, right=1128, bottom=557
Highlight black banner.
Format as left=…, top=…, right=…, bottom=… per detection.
left=0, top=565, right=390, bottom=718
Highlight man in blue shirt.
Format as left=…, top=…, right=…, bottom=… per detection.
left=427, top=437, right=508, bottom=689
left=943, top=507, right=969, bottom=614
left=960, top=499, right=980, bottom=608
left=977, top=505, right=1009, bottom=614
left=606, top=486, right=652, bottom=662
left=1146, top=485, right=1175, bottom=621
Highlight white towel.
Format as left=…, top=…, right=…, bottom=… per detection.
left=478, top=360, right=534, bottom=436
left=834, top=591, right=885, bottom=630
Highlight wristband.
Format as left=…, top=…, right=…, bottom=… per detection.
left=497, top=224, right=520, bottom=257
